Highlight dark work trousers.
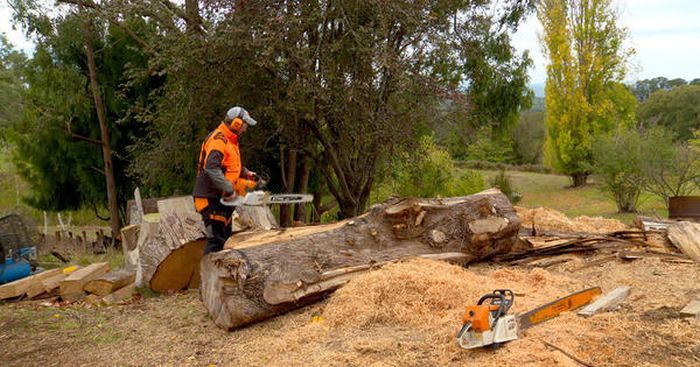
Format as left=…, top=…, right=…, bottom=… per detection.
left=197, top=197, right=235, bottom=255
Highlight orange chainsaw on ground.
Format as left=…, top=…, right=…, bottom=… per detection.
left=456, top=287, right=601, bottom=349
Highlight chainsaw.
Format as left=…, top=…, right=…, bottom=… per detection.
left=456, top=287, right=601, bottom=349
left=220, top=190, right=314, bottom=207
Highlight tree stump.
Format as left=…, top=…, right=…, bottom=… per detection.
left=201, top=189, right=521, bottom=330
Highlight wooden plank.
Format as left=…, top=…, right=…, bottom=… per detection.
left=84, top=270, right=135, bottom=296
left=102, top=283, right=136, bottom=305
left=578, top=286, right=631, bottom=317
left=25, top=269, right=63, bottom=299
left=60, top=262, right=110, bottom=301
left=0, top=268, right=63, bottom=300
left=42, top=273, right=68, bottom=296
left=680, top=299, right=700, bottom=319
left=667, top=222, right=700, bottom=263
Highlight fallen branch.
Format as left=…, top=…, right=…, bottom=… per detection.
left=543, top=341, right=595, bottom=367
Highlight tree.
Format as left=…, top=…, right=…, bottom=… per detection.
left=539, top=0, right=634, bottom=186
left=639, top=127, right=699, bottom=206
left=630, top=77, right=688, bottom=102
left=638, top=85, right=700, bottom=141
left=123, top=0, right=535, bottom=218
left=8, top=4, right=158, bottom=227
left=0, top=36, right=25, bottom=144
left=592, top=128, right=644, bottom=212
left=512, top=110, right=545, bottom=164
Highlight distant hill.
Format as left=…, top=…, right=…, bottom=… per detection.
left=530, top=97, right=545, bottom=111
left=530, top=82, right=545, bottom=98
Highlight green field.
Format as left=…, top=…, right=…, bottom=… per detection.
left=478, top=169, right=668, bottom=224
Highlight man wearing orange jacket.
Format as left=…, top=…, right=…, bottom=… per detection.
left=193, top=106, right=263, bottom=254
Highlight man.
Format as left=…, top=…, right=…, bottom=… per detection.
left=193, top=106, right=263, bottom=254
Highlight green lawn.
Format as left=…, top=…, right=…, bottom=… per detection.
left=478, top=170, right=668, bottom=225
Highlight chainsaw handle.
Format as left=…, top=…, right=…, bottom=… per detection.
left=477, top=289, right=514, bottom=320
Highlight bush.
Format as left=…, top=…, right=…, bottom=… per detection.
left=592, top=128, right=644, bottom=213
left=489, top=170, right=521, bottom=204
left=456, top=160, right=553, bottom=174
left=371, top=135, right=485, bottom=202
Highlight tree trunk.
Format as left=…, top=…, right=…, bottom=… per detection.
left=200, top=189, right=520, bottom=330
left=279, top=149, right=297, bottom=227
left=293, top=154, right=311, bottom=223
left=82, top=15, right=122, bottom=243
left=571, top=173, right=588, bottom=187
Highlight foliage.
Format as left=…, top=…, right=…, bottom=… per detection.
left=0, top=37, right=26, bottom=145
left=373, top=135, right=484, bottom=200
left=630, top=77, right=689, bottom=102
left=457, top=160, right=553, bottom=174
left=592, top=127, right=644, bottom=212
left=489, top=170, right=521, bottom=204
left=116, top=0, right=534, bottom=218
left=512, top=110, right=545, bottom=164
left=464, top=126, right=517, bottom=164
left=640, top=127, right=700, bottom=206
left=6, top=9, right=158, bottom=217
left=637, top=85, right=700, bottom=141
left=538, top=0, right=635, bottom=186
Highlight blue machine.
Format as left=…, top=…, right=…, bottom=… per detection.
left=0, top=213, right=38, bottom=284
left=0, top=257, right=32, bottom=284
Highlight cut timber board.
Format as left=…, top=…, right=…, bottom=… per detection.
left=102, top=283, right=136, bottom=305
left=667, top=222, right=700, bottom=263
left=42, top=273, right=68, bottom=296
left=84, top=270, right=136, bottom=296
left=680, top=299, right=700, bottom=319
left=25, top=269, right=63, bottom=299
left=578, top=286, right=631, bottom=317
left=60, top=262, right=110, bottom=301
left=0, top=268, right=63, bottom=300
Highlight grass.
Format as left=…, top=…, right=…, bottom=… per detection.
left=476, top=169, right=668, bottom=225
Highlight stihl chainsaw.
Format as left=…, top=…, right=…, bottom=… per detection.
left=456, top=287, right=601, bottom=349
left=220, top=191, right=313, bottom=207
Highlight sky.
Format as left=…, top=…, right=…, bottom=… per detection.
left=2, top=0, right=700, bottom=90
left=512, top=0, right=700, bottom=89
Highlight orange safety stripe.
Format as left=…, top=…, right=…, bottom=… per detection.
left=194, top=197, right=208, bottom=212
left=208, top=214, right=231, bottom=225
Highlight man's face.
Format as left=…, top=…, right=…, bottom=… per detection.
left=239, top=122, right=249, bottom=135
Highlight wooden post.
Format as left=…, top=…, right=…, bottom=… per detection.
left=56, top=231, right=61, bottom=242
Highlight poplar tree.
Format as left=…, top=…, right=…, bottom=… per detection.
left=538, top=0, right=635, bottom=186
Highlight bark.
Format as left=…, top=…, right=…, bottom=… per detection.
left=293, top=154, right=311, bottom=223
left=200, top=189, right=520, bottom=330
left=82, top=15, right=121, bottom=242
left=279, top=149, right=298, bottom=227
left=571, top=173, right=588, bottom=187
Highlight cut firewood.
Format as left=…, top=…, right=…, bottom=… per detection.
left=132, top=200, right=206, bottom=292
left=102, top=283, right=136, bottom=305
left=201, top=189, right=521, bottom=330
left=667, top=222, right=700, bottom=263
left=120, top=224, right=140, bottom=270
left=84, top=270, right=136, bottom=296
left=60, top=262, right=110, bottom=301
left=0, top=268, right=63, bottom=300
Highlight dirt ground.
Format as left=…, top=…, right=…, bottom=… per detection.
left=1, top=252, right=699, bottom=367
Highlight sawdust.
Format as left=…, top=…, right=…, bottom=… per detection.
left=515, top=206, right=629, bottom=233
left=3, top=258, right=700, bottom=367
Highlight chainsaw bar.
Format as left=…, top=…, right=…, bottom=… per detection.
left=220, top=192, right=313, bottom=207
left=517, top=287, right=601, bottom=330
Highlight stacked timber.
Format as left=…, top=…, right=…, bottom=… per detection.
left=200, top=189, right=522, bottom=330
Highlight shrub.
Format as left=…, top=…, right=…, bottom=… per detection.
left=592, top=128, right=644, bottom=213
left=489, top=169, right=521, bottom=204
left=371, top=135, right=485, bottom=202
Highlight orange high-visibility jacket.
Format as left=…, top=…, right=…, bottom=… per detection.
left=193, top=121, right=256, bottom=199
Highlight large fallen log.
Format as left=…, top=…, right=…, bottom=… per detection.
left=201, top=189, right=521, bottom=330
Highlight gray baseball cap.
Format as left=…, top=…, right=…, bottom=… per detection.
left=225, top=106, right=258, bottom=126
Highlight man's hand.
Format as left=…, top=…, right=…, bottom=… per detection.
left=244, top=169, right=258, bottom=181
left=222, top=191, right=237, bottom=203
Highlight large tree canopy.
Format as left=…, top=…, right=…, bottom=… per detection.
left=9, top=0, right=534, bottom=220
left=638, top=85, right=700, bottom=141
